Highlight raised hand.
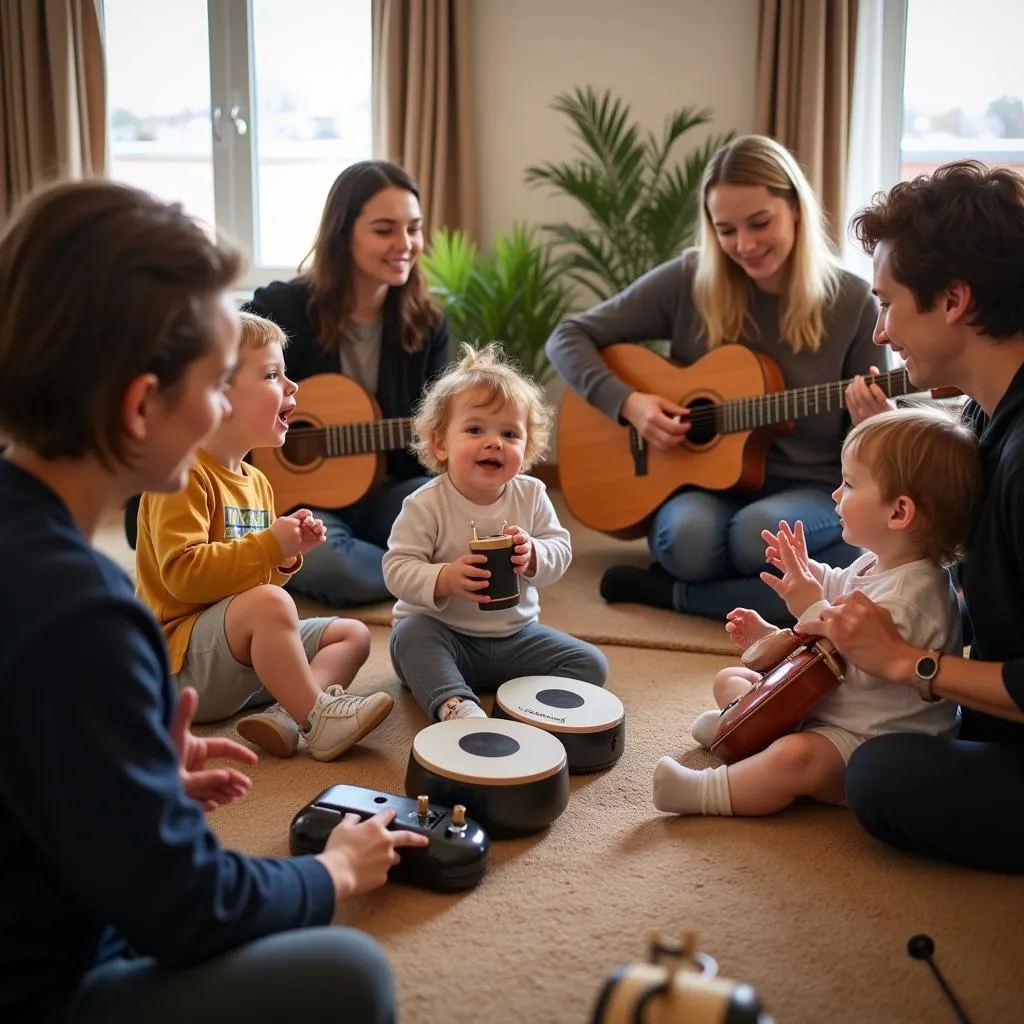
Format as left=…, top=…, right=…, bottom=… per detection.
left=504, top=524, right=534, bottom=575
left=725, top=607, right=778, bottom=651
left=171, top=687, right=257, bottom=812
left=436, top=553, right=492, bottom=603
left=759, top=530, right=824, bottom=619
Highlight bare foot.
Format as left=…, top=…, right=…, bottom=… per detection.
left=724, top=608, right=776, bottom=651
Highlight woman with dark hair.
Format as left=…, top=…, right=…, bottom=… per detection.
left=245, top=160, right=450, bottom=607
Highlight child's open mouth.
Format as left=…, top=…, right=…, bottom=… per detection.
left=477, top=458, right=502, bottom=470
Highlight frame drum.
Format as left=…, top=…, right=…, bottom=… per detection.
left=405, top=718, right=570, bottom=839
left=493, top=676, right=625, bottom=773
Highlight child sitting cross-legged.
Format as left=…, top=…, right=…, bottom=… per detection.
left=653, top=406, right=982, bottom=817
left=136, top=312, right=393, bottom=760
left=383, top=342, right=607, bottom=721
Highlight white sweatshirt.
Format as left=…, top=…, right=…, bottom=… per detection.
left=799, top=553, right=961, bottom=738
left=382, top=474, right=572, bottom=637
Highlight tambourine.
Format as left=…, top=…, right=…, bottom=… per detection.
left=709, top=628, right=845, bottom=765
left=591, top=932, right=773, bottom=1024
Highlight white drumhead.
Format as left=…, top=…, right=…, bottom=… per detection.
left=411, top=718, right=566, bottom=785
left=495, top=676, right=624, bottom=734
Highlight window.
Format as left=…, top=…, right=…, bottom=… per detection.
left=901, top=0, right=1024, bottom=180
left=104, top=0, right=373, bottom=287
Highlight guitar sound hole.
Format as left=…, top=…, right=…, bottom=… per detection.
left=685, top=398, right=719, bottom=446
left=281, top=421, right=322, bottom=467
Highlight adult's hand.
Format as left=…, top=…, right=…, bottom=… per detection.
left=795, top=591, right=917, bottom=684
left=620, top=392, right=690, bottom=451
left=845, top=365, right=893, bottom=425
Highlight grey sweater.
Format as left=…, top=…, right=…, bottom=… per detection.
left=545, top=253, right=880, bottom=487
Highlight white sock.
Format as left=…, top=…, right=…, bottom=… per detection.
left=652, top=758, right=733, bottom=816
left=689, top=709, right=723, bottom=749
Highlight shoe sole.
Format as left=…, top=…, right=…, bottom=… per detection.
left=237, top=717, right=298, bottom=758
left=308, top=694, right=396, bottom=762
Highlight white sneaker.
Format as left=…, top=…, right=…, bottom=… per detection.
left=439, top=697, right=487, bottom=721
left=237, top=703, right=300, bottom=757
left=690, top=708, right=724, bottom=749
left=301, top=689, right=395, bottom=762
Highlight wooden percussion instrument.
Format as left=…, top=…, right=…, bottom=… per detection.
left=710, top=629, right=845, bottom=765
left=469, top=521, right=521, bottom=611
left=405, top=718, right=570, bottom=839
left=591, top=932, right=772, bottom=1024
left=493, top=676, right=625, bottom=773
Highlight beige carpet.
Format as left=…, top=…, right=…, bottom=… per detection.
left=94, top=507, right=1024, bottom=1023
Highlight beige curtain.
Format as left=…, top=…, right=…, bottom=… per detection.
left=372, top=0, right=478, bottom=239
left=0, top=0, right=106, bottom=223
left=756, top=0, right=858, bottom=242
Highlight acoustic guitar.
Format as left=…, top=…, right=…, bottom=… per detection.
left=557, top=344, right=956, bottom=537
left=250, top=374, right=413, bottom=515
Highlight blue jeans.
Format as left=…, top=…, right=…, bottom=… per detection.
left=40, top=928, right=394, bottom=1024
left=648, top=477, right=860, bottom=625
left=286, top=476, right=430, bottom=607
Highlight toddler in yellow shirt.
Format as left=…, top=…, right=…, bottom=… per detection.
left=136, top=312, right=393, bottom=760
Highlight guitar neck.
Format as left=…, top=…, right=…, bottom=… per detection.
left=717, top=367, right=915, bottom=433
left=307, top=418, right=414, bottom=458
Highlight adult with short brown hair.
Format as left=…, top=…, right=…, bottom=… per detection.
left=0, top=179, right=427, bottom=1024
left=798, top=160, right=1024, bottom=874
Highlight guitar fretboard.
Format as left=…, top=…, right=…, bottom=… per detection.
left=714, top=367, right=915, bottom=434
left=294, top=418, right=414, bottom=458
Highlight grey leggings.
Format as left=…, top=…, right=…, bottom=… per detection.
left=46, top=928, right=394, bottom=1024
left=390, top=613, right=609, bottom=720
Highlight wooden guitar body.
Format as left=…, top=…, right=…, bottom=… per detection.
left=709, top=629, right=845, bottom=765
left=250, top=374, right=401, bottom=515
left=557, top=345, right=784, bottom=537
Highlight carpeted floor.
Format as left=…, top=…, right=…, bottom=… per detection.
left=95, top=502, right=1024, bottom=1023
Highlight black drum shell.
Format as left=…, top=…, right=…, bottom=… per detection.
left=492, top=701, right=625, bottom=773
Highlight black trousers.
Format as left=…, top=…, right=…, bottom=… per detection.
left=846, top=724, right=1024, bottom=875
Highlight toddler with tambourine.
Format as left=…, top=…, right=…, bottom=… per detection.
left=654, top=406, right=981, bottom=818
left=383, top=342, right=607, bottom=722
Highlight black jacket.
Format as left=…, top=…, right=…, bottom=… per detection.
left=959, top=363, right=1024, bottom=747
left=245, top=277, right=451, bottom=486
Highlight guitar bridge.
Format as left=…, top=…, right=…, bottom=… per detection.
left=628, top=428, right=648, bottom=477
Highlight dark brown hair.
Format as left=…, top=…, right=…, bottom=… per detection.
left=0, top=179, right=242, bottom=465
left=301, top=160, right=443, bottom=354
left=850, top=160, right=1024, bottom=338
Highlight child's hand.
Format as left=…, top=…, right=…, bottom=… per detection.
left=270, top=509, right=324, bottom=559
left=725, top=608, right=778, bottom=651
left=504, top=524, right=534, bottom=575
left=435, top=554, right=491, bottom=603
left=761, top=519, right=811, bottom=573
left=759, top=531, right=824, bottom=618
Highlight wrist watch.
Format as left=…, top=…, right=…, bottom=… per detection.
left=913, top=649, right=943, bottom=702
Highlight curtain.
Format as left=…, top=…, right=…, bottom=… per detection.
left=372, top=0, right=478, bottom=239
left=0, top=0, right=107, bottom=223
left=756, top=0, right=859, bottom=243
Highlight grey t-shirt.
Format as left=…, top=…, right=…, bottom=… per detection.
left=340, top=317, right=383, bottom=396
left=544, top=252, right=880, bottom=487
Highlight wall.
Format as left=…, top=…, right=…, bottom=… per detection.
left=472, top=0, right=760, bottom=244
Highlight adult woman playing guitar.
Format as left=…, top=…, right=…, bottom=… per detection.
left=546, top=135, right=889, bottom=624
left=245, top=161, right=450, bottom=607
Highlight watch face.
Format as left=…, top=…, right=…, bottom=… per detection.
left=917, top=656, right=938, bottom=679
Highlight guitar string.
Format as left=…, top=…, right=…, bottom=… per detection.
left=284, top=370, right=912, bottom=443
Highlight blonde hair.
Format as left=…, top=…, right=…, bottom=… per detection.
left=238, top=310, right=287, bottom=351
left=412, top=342, right=552, bottom=475
left=693, top=134, right=841, bottom=356
left=843, top=405, right=981, bottom=565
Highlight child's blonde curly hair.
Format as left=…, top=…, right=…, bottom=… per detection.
left=411, top=342, right=553, bottom=475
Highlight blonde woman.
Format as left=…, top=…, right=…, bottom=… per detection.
left=546, top=134, right=888, bottom=624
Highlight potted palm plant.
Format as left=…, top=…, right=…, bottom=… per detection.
left=421, top=224, right=574, bottom=385
left=524, top=86, right=733, bottom=303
